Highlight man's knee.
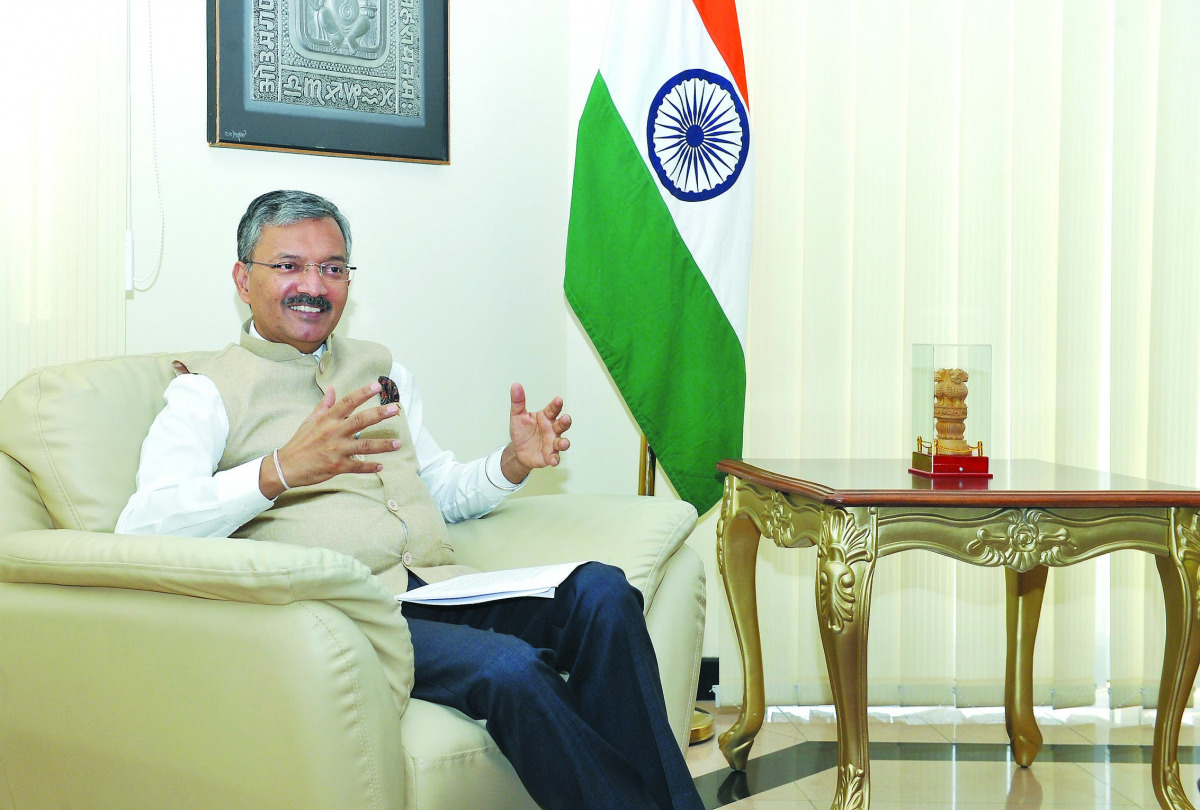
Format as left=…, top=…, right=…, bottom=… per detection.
left=568, top=562, right=644, bottom=614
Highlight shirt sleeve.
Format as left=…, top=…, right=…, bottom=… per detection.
left=393, top=362, right=521, bottom=523
left=115, top=374, right=275, bottom=537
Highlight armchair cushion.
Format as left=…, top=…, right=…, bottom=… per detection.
left=0, top=529, right=414, bottom=714
left=0, top=352, right=214, bottom=532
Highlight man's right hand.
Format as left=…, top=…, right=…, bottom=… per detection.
left=258, top=381, right=401, bottom=499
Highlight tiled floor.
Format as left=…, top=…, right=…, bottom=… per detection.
left=686, top=702, right=1200, bottom=809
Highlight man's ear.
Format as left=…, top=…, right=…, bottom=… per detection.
left=232, top=261, right=252, bottom=304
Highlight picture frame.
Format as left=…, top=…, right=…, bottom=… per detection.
left=206, top=0, right=449, bottom=164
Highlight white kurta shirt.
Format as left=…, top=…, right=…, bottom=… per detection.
left=116, top=331, right=519, bottom=538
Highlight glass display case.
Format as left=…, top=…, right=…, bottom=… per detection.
left=910, top=343, right=992, bottom=479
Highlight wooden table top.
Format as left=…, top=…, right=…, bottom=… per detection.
left=717, top=458, right=1200, bottom=508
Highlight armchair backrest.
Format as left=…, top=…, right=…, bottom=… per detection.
left=0, top=354, right=419, bottom=719
left=0, top=352, right=216, bottom=533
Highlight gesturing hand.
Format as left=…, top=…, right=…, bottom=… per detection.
left=500, top=382, right=572, bottom=485
left=259, top=381, right=401, bottom=499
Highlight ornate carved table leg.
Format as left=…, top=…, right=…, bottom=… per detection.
left=717, top=478, right=765, bottom=771
left=816, top=507, right=877, bottom=810
left=1004, top=565, right=1047, bottom=767
left=1151, top=508, right=1200, bottom=810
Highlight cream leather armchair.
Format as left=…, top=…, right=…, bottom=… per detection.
left=0, top=354, right=705, bottom=810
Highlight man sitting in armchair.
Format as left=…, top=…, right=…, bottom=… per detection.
left=116, top=189, right=703, bottom=810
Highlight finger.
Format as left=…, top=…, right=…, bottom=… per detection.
left=540, top=396, right=564, bottom=420
left=331, top=381, right=383, bottom=419
left=348, top=403, right=400, bottom=434
left=553, top=413, right=572, bottom=434
left=306, top=386, right=338, bottom=422
left=354, top=438, right=403, bottom=457
left=556, top=437, right=571, bottom=452
left=341, top=458, right=386, bottom=475
left=510, top=382, right=527, bottom=417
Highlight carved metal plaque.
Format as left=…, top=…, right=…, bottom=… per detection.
left=250, top=0, right=421, bottom=118
left=208, top=0, right=448, bottom=162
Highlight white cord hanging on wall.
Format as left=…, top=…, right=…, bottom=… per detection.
left=124, top=0, right=133, bottom=291
left=126, top=0, right=165, bottom=293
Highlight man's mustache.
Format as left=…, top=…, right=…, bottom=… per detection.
left=283, top=293, right=332, bottom=311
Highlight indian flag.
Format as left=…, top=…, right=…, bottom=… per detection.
left=565, top=0, right=752, bottom=514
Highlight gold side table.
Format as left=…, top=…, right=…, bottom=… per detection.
left=716, top=458, right=1200, bottom=810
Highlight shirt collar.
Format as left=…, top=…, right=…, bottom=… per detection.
left=248, top=320, right=327, bottom=360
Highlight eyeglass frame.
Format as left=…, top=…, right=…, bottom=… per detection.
left=241, top=259, right=356, bottom=283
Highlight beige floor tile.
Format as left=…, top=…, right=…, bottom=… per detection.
left=1058, top=722, right=1153, bottom=747
left=723, top=797, right=816, bottom=808
left=919, top=721, right=1011, bottom=745
left=693, top=703, right=1199, bottom=806
left=924, top=719, right=1094, bottom=747
left=764, top=718, right=809, bottom=743
left=768, top=706, right=951, bottom=744
left=685, top=740, right=732, bottom=776
left=794, top=759, right=1142, bottom=807
left=1030, top=705, right=1200, bottom=747
left=687, top=702, right=810, bottom=777
left=686, top=725, right=807, bottom=777
left=722, top=796, right=816, bottom=809
left=865, top=804, right=1145, bottom=810
left=1062, top=718, right=1200, bottom=748
left=767, top=706, right=837, bottom=741
left=1073, top=760, right=1200, bottom=808
left=697, top=700, right=738, bottom=735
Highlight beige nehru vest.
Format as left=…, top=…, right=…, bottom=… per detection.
left=196, top=324, right=454, bottom=594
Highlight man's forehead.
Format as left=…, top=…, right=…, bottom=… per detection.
left=260, top=216, right=339, bottom=235
left=257, top=217, right=346, bottom=254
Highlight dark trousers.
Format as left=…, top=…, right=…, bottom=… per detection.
left=401, top=562, right=703, bottom=810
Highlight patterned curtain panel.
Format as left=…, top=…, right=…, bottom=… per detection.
left=1, top=1, right=127, bottom=394
left=718, top=0, right=1200, bottom=710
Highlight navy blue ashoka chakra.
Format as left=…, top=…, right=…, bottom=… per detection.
left=646, top=68, right=749, bottom=202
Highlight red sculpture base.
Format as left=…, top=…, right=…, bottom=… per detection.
left=909, top=451, right=992, bottom=479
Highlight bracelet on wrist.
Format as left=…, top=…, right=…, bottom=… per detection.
left=273, top=448, right=292, bottom=491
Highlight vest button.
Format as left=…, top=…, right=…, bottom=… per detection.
left=387, top=499, right=400, bottom=513
left=318, top=357, right=327, bottom=373
left=402, top=551, right=414, bottom=566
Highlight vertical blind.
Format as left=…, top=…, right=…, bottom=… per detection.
left=721, top=0, right=1200, bottom=710
left=1, top=1, right=127, bottom=393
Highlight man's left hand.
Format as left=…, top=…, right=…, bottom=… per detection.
left=500, top=383, right=571, bottom=485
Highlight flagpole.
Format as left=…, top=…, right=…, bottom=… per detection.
left=637, top=435, right=656, bottom=496
left=638, top=435, right=715, bottom=745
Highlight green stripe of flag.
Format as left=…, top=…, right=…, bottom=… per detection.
left=565, top=74, right=745, bottom=513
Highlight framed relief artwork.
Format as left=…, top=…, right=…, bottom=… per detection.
left=206, top=0, right=449, bottom=163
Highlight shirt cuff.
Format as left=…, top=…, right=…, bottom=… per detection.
left=225, top=456, right=277, bottom=514
left=484, top=445, right=523, bottom=492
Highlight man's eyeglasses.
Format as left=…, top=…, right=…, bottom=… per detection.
left=243, top=260, right=355, bottom=283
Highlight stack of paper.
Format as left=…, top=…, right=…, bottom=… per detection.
left=395, top=562, right=590, bottom=606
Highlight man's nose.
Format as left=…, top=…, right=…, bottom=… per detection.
left=296, top=265, right=329, bottom=295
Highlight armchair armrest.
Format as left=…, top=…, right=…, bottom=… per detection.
left=447, top=494, right=697, bottom=603
left=0, top=529, right=414, bottom=713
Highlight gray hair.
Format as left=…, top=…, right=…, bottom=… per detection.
left=236, top=190, right=352, bottom=261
